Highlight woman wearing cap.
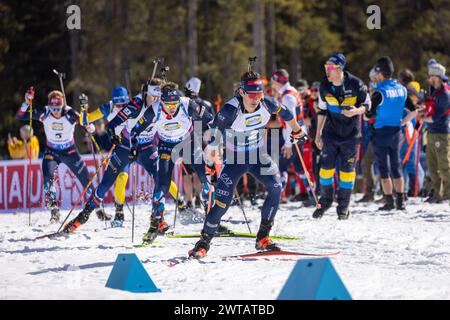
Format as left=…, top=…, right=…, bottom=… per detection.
left=188, top=70, right=307, bottom=259
left=16, top=89, right=94, bottom=223
left=422, top=62, right=450, bottom=203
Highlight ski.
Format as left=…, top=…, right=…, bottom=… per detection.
left=167, top=256, right=195, bottom=267
left=167, top=249, right=340, bottom=267
left=134, top=241, right=161, bottom=248
left=34, top=231, right=66, bottom=240
left=166, top=232, right=300, bottom=241
left=225, top=250, right=341, bottom=260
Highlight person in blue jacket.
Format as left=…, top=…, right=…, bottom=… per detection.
left=365, top=57, right=417, bottom=211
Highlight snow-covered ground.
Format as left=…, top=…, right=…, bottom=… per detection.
left=1, top=195, right=450, bottom=300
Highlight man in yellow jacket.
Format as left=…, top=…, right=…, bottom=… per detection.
left=8, top=125, right=40, bottom=159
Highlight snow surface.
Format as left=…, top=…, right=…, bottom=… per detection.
left=1, top=195, right=450, bottom=300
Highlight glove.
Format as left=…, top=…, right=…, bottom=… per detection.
left=79, top=94, right=89, bottom=110
left=79, top=94, right=90, bottom=126
left=128, top=146, right=138, bottom=162
left=106, top=126, right=122, bottom=146
left=290, top=130, right=308, bottom=145
left=110, top=134, right=122, bottom=146
left=25, top=87, right=35, bottom=105
left=85, top=123, right=95, bottom=134
left=184, top=87, right=195, bottom=99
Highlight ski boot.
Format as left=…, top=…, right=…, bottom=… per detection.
left=142, top=217, right=169, bottom=244
left=425, top=195, right=442, bottom=204
left=48, top=199, right=60, bottom=223
left=177, top=198, right=187, bottom=212
left=194, top=197, right=201, bottom=209
left=216, top=224, right=232, bottom=235
left=189, top=232, right=213, bottom=259
left=379, top=195, right=395, bottom=211
left=356, top=193, right=374, bottom=203
left=255, top=219, right=281, bottom=252
left=312, top=204, right=329, bottom=219
left=45, top=192, right=60, bottom=223
left=396, top=192, right=406, bottom=210
left=302, top=196, right=316, bottom=208
left=292, top=193, right=309, bottom=202
left=63, top=202, right=96, bottom=233
left=337, top=208, right=350, bottom=220
left=281, top=191, right=287, bottom=204
left=111, top=203, right=125, bottom=228
left=95, top=203, right=112, bottom=221
left=50, top=208, right=60, bottom=224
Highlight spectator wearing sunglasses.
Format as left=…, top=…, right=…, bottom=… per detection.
left=313, top=53, right=371, bottom=220
left=16, top=89, right=94, bottom=223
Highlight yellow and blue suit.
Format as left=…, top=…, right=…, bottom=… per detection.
left=317, top=72, right=370, bottom=214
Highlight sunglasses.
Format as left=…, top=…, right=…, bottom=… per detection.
left=49, top=106, right=63, bottom=112
left=244, top=90, right=264, bottom=100
left=163, top=101, right=179, bottom=109
left=324, top=64, right=340, bottom=71
left=310, top=88, right=318, bottom=93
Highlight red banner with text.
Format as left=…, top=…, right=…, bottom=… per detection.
left=0, top=155, right=186, bottom=213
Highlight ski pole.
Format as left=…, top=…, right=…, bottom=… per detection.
left=173, top=161, right=185, bottom=230
left=56, top=145, right=116, bottom=233
left=80, top=94, right=105, bottom=171
left=80, top=95, right=107, bottom=222
left=173, top=180, right=180, bottom=231
left=414, top=130, right=422, bottom=197
left=402, top=120, right=423, bottom=165
left=293, top=143, right=321, bottom=209
left=27, top=87, right=34, bottom=226
left=53, top=69, right=67, bottom=106
left=151, top=58, right=163, bottom=80
left=234, top=191, right=252, bottom=234
left=131, top=162, right=137, bottom=243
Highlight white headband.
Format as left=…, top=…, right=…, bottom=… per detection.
left=148, top=85, right=162, bottom=97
